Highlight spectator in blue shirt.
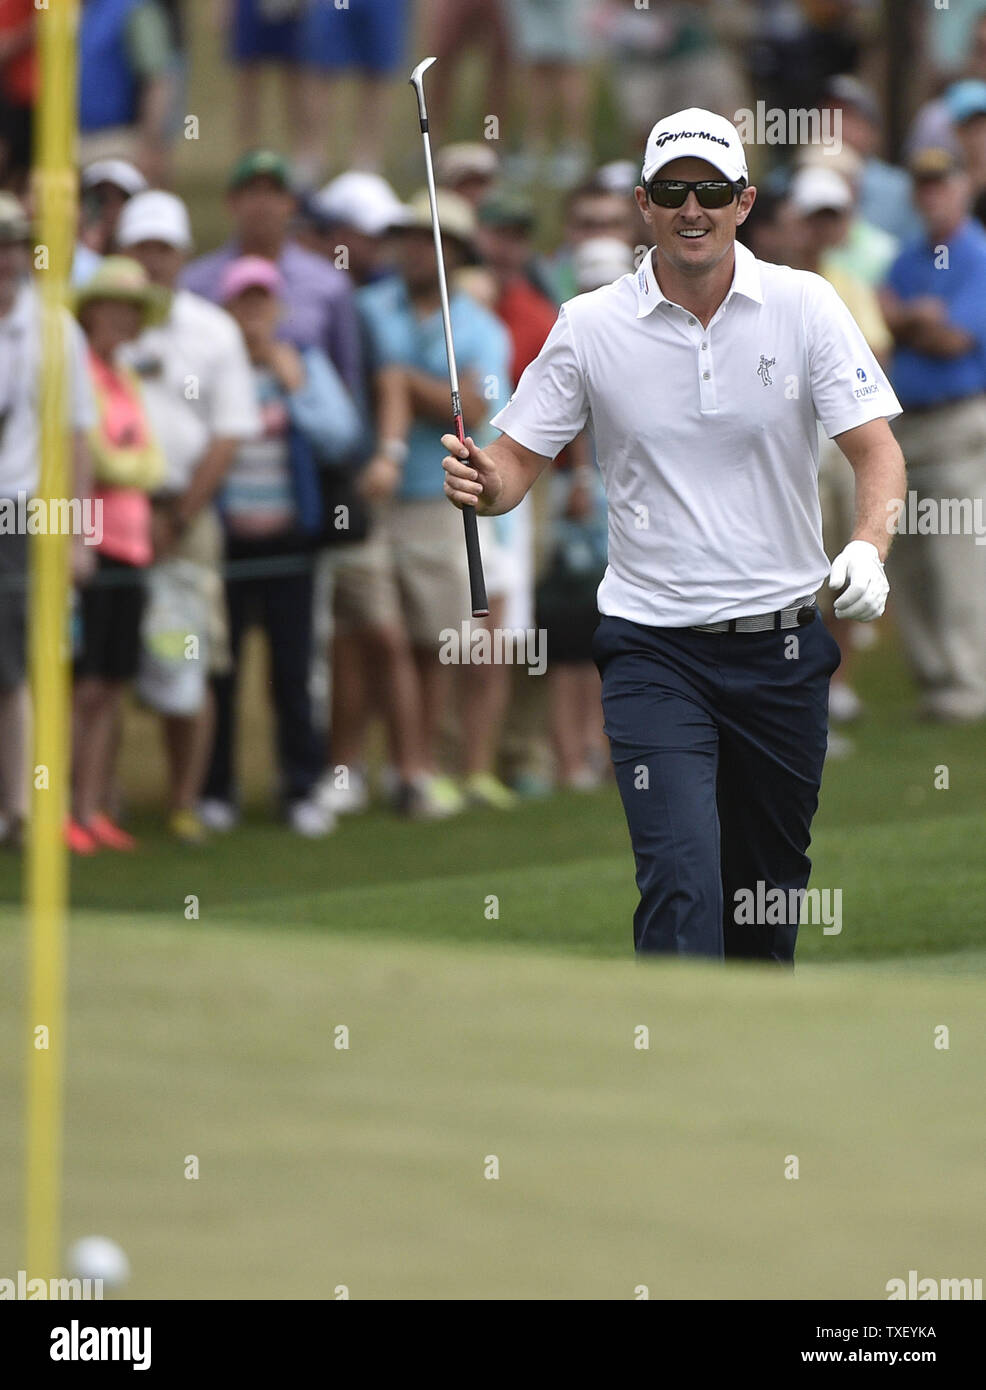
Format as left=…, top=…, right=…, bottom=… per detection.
left=879, top=147, right=986, bottom=723
left=78, top=0, right=176, bottom=184
left=880, top=151, right=986, bottom=409
left=331, top=189, right=512, bottom=819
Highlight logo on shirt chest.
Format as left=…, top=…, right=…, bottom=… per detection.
left=757, top=354, right=776, bottom=386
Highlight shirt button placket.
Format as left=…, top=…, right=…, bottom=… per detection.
left=698, top=330, right=716, bottom=410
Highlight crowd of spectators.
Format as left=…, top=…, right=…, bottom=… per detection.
left=1, top=0, right=985, bottom=848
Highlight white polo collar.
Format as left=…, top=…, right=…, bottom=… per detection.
left=634, top=240, right=763, bottom=318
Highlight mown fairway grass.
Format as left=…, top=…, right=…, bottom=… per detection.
left=1, top=627, right=982, bottom=962
left=0, top=634, right=983, bottom=1298
left=0, top=917, right=983, bottom=1300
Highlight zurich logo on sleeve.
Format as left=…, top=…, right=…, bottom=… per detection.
left=854, top=365, right=878, bottom=398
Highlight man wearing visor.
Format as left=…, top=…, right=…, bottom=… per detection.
left=442, top=108, right=907, bottom=964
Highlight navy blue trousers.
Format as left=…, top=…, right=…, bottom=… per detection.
left=592, top=611, right=842, bottom=963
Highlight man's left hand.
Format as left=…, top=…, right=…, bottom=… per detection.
left=829, top=540, right=889, bottom=621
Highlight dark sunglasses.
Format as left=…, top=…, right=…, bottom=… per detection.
left=646, top=178, right=745, bottom=209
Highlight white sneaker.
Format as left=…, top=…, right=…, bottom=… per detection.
left=564, top=765, right=603, bottom=791
left=316, top=765, right=369, bottom=816
left=288, top=797, right=336, bottom=837
left=197, top=798, right=239, bottom=832
left=921, top=691, right=986, bottom=724
left=828, top=682, right=863, bottom=724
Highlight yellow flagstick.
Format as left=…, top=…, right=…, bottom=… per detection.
left=26, top=0, right=79, bottom=1282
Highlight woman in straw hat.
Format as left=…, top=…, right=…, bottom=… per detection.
left=69, top=256, right=167, bottom=854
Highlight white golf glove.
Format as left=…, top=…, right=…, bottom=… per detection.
left=829, top=540, right=889, bottom=621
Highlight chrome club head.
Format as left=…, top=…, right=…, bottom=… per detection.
left=409, top=56, right=437, bottom=121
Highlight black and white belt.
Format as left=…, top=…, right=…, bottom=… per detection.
left=690, top=595, right=818, bottom=634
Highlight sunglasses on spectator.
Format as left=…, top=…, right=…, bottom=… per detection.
left=646, top=178, right=746, bottom=209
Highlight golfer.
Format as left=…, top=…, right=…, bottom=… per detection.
left=442, top=109, right=906, bottom=962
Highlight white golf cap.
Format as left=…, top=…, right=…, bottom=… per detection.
left=310, top=170, right=406, bottom=237
left=593, top=160, right=639, bottom=195
left=116, top=189, right=193, bottom=251
left=789, top=164, right=852, bottom=214
left=81, top=159, right=148, bottom=197
left=573, top=236, right=635, bottom=292
left=642, top=108, right=748, bottom=184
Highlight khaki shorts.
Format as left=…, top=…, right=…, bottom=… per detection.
left=333, top=496, right=469, bottom=648
left=152, top=502, right=231, bottom=676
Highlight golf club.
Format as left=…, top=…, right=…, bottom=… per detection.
left=409, top=55, right=489, bottom=618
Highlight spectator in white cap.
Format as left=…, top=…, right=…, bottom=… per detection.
left=333, top=188, right=512, bottom=818
left=115, top=189, right=262, bottom=844
left=73, top=158, right=149, bottom=287
left=795, top=145, right=899, bottom=290
left=299, top=171, right=406, bottom=286
left=788, top=166, right=892, bottom=359
left=294, top=168, right=407, bottom=824
left=81, top=158, right=149, bottom=203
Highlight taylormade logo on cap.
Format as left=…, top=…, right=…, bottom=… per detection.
left=642, top=108, right=748, bottom=184
left=654, top=129, right=729, bottom=150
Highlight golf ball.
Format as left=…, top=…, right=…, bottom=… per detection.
left=67, top=1236, right=130, bottom=1288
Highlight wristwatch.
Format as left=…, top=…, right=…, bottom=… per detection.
left=380, top=438, right=409, bottom=465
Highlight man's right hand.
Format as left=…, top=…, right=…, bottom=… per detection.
left=441, top=434, right=503, bottom=514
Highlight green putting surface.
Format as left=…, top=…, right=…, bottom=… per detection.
left=1, top=913, right=982, bottom=1299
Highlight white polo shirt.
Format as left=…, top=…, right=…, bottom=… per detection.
left=0, top=282, right=94, bottom=498
left=490, top=241, right=902, bottom=627
left=120, top=289, right=261, bottom=496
